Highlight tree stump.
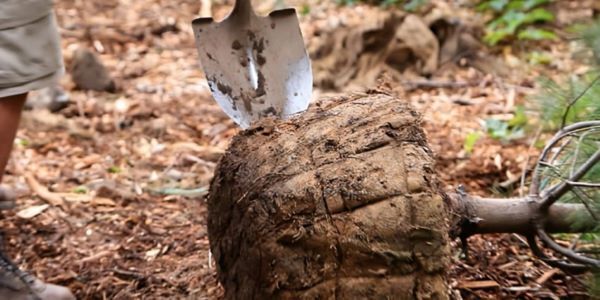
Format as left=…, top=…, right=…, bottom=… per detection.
left=209, top=92, right=452, bottom=299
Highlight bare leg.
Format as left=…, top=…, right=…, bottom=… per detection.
left=0, top=93, right=27, bottom=183
left=0, top=93, right=75, bottom=299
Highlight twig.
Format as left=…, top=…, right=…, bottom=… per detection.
left=570, top=188, right=599, bottom=221
left=24, top=173, right=65, bottom=207
left=531, top=121, right=600, bottom=197
left=560, top=75, right=600, bottom=129
left=400, top=80, right=475, bottom=90
left=526, top=235, right=589, bottom=273
left=548, top=137, right=576, bottom=167
left=520, top=126, right=543, bottom=197
left=536, top=228, right=600, bottom=267
left=113, top=267, right=145, bottom=280
left=79, top=250, right=114, bottom=264
left=150, top=187, right=209, bottom=198
left=457, top=280, right=500, bottom=289
left=535, top=268, right=560, bottom=285
left=570, top=130, right=595, bottom=177
left=541, top=149, right=600, bottom=210
left=567, top=181, right=600, bottom=188
left=569, top=234, right=581, bottom=250
left=531, top=148, right=571, bottom=197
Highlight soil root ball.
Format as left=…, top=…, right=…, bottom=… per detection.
left=209, top=92, right=452, bottom=299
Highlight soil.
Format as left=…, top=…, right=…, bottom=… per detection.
left=209, top=92, right=450, bottom=299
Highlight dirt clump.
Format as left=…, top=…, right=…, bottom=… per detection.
left=209, top=92, right=452, bottom=299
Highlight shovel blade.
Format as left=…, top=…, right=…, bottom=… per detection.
left=192, top=8, right=312, bottom=129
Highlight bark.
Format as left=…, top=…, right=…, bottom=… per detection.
left=450, top=195, right=596, bottom=236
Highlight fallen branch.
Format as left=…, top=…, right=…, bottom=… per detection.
left=535, top=268, right=560, bottom=285
left=451, top=195, right=596, bottom=235
left=24, top=173, right=65, bottom=207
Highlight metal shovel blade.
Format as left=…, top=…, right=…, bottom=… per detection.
left=192, top=1, right=313, bottom=129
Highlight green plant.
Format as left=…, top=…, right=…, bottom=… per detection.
left=527, top=51, right=553, bottom=65
left=73, top=186, right=89, bottom=194
left=463, top=131, right=483, bottom=154
left=530, top=21, right=600, bottom=132
left=529, top=18, right=600, bottom=296
left=582, top=20, right=600, bottom=65
left=484, top=105, right=529, bottom=142
left=107, top=166, right=122, bottom=174
left=300, top=4, right=311, bottom=16
left=533, top=73, right=600, bottom=130
left=477, top=0, right=557, bottom=46
left=591, top=272, right=600, bottom=298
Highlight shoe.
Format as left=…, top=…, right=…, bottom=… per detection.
left=0, top=233, right=75, bottom=300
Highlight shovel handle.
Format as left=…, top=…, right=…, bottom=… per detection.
left=233, top=0, right=255, bottom=16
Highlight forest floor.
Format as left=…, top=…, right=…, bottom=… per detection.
left=0, top=0, right=597, bottom=299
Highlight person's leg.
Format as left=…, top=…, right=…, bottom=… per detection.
left=0, top=92, right=76, bottom=299
left=0, top=93, right=27, bottom=184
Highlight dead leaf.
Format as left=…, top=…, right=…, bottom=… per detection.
left=145, top=248, right=161, bottom=261
left=16, top=204, right=50, bottom=219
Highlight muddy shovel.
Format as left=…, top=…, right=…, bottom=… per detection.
left=192, top=0, right=313, bottom=129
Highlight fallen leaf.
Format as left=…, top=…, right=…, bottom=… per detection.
left=16, top=204, right=50, bottom=219
left=145, top=248, right=161, bottom=261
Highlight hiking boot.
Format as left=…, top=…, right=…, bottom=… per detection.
left=0, top=251, right=75, bottom=300
left=0, top=190, right=75, bottom=300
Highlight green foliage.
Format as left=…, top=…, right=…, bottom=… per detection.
left=463, top=131, right=483, bottom=154
left=536, top=127, right=600, bottom=284
left=484, top=105, right=528, bottom=142
left=531, top=19, right=600, bottom=293
left=402, top=0, right=428, bottom=12
left=478, top=0, right=557, bottom=45
left=300, top=4, right=311, bottom=16
left=107, top=166, right=122, bottom=174
left=582, top=19, right=600, bottom=65
left=533, top=83, right=599, bottom=226
left=530, top=20, right=600, bottom=129
left=527, top=51, right=553, bottom=65
left=591, top=272, right=600, bottom=298
left=517, top=27, right=556, bottom=40
left=533, top=72, right=600, bottom=131
left=16, top=138, right=29, bottom=147
left=73, top=186, right=89, bottom=194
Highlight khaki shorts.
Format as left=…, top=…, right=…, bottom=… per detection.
left=0, top=13, right=63, bottom=98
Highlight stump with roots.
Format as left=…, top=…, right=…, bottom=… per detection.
left=208, top=92, right=598, bottom=299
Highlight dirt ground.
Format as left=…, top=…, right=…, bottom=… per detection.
left=0, top=0, right=596, bottom=299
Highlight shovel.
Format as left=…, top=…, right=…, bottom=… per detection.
left=192, top=0, right=313, bottom=129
